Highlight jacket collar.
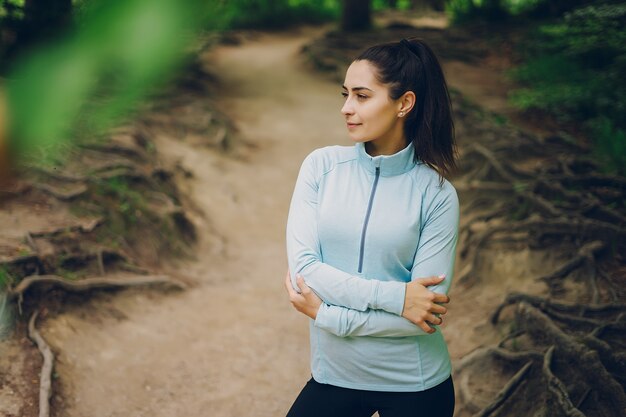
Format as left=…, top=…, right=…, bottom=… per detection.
left=355, top=141, right=418, bottom=177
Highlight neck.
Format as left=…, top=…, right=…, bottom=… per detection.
left=365, top=137, right=407, bottom=157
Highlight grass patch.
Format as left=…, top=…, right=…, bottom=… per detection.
left=588, top=117, right=626, bottom=176
left=508, top=198, right=531, bottom=221
left=220, top=0, right=339, bottom=30
left=507, top=4, right=626, bottom=175
left=0, top=267, right=13, bottom=290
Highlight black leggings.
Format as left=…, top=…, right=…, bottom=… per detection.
left=286, top=376, right=455, bottom=417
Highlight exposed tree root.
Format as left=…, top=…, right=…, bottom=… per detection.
left=25, top=232, right=39, bottom=254
left=9, top=274, right=187, bottom=315
left=28, top=311, right=54, bottom=417
left=491, top=292, right=626, bottom=325
left=458, top=141, right=625, bottom=258
left=517, top=302, right=626, bottom=415
left=474, top=361, right=533, bottom=417
left=540, top=240, right=604, bottom=280
left=29, top=218, right=103, bottom=238
left=454, top=180, right=512, bottom=193
left=457, top=218, right=539, bottom=285
left=1, top=244, right=125, bottom=284
left=25, top=165, right=85, bottom=183
left=91, top=168, right=156, bottom=185
left=87, top=160, right=138, bottom=174
left=537, top=241, right=604, bottom=298
left=32, top=183, right=89, bottom=201
left=452, top=107, right=626, bottom=417
left=455, top=297, right=626, bottom=416
left=10, top=273, right=186, bottom=300
left=454, top=346, right=543, bottom=415
left=556, top=173, right=626, bottom=191
left=78, top=141, right=147, bottom=161
left=542, top=346, right=586, bottom=417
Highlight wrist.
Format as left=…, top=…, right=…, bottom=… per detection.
left=400, top=283, right=408, bottom=317
left=374, top=280, right=407, bottom=315
left=313, top=303, right=330, bottom=326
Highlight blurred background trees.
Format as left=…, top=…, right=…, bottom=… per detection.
left=0, top=0, right=624, bottom=176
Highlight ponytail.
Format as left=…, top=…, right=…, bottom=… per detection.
left=355, top=38, right=457, bottom=182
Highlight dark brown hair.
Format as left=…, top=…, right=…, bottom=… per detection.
left=355, top=38, right=457, bottom=181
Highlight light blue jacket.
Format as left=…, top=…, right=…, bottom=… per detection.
left=286, top=140, right=459, bottom=392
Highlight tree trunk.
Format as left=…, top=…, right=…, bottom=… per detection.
left=341, top=0, right=372, bottom=32
left=426, top=0, right=445, bottom=11
left=23, top=0, right=72, bottom=40
left=0, top=88, right=8, bottom=186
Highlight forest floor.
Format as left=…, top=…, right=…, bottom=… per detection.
left=1, top=12, right=623, bottom=417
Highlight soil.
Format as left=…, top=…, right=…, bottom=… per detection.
left=0, top=15, right=600, bottom=417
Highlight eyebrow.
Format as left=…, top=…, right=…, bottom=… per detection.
left=342, top=85, right=373, bottom=92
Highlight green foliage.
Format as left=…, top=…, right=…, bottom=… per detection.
left=93, top=177, right=149, bottom=228
left=446, top=0, right=509, bottom=22
left=0, top=269, right=15, bottom=338
left=588, top=117, right=626, bottom=176
left=83, top=177, right=193, bottom=258
left=446, top=0, right=477, bottom=22
left=6, top=0, right=217, bottom=168
left=508, top=3, right=626, bottom=175
left=0, top=0, right=25, bottom=16
left=508, top=199, right=530, bottom=220
left=507, top=55, right=590, bottom=120
left=445, top=0, right=605, bottom=22
left=492, top=113, right=508, bottom=126
left=56, top=267, right=83, bottom=281
left=0, top=267, right=12, bottom=290
left=0, top=291, right=12, bottom=340
left=221, top=0, right=339, bottom=29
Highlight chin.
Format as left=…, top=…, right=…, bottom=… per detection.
left=347, top=134, right=368, bottom=143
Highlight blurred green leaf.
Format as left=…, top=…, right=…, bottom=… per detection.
left=7, top=0, right=216, bottom=166
left=507, top=3, right=626, bottom=175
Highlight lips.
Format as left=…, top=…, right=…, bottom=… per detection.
left=347, top=122, right=361, bottom=129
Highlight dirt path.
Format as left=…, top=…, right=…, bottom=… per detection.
left=37, top=24, right=543, bottom=417
left=40, top=26, right=352, bottom=417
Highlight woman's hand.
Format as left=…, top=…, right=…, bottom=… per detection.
left=284, top=270, right=322, bottom=320
left=401, top=275, right=450, bottom=334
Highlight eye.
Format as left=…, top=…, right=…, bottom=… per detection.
left=357, top=94, right=368, bottom=100
left=341, top=91, right=348, bottom=98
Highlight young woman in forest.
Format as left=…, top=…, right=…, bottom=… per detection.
left=284, top=38, right=459, bottom=417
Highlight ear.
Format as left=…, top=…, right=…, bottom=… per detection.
left=397, top=91, right=416, bottom=116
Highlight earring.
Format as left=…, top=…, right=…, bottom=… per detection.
left=399, top=112, right=405, bottom=117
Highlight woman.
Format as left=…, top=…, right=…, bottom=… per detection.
left=284, top=38, right=459, bottom=417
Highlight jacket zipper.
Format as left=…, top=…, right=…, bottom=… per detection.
left=358, top=166, right=380, bottom=273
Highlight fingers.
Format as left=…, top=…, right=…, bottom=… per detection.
left=413, top=274, right=445, bottom=287
left=432, top=293, right=450, bottom=305
left=284, top=270, right=301, bottom=299
left=416, top=320, right=436, bottom=334
left=410, top=314, right=442, bottom=333
left=426, top=313, right=443, bottom=326
left=296, top=275, right=311, bottom=294
left=431, top=292, right=450, bottom=304
left=286, top=273, right=305, bottom=307
left=430, top=303, right=447, bottom=315
left=284, top=270, right=294, bottom=295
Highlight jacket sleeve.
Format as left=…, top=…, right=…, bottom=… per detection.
left=286, top=150, right=406, bottom=315
left=311, top=184, right=460, bottom=338
left=314, top=304, right=429, bottom=337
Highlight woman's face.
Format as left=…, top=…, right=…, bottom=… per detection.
left=341, top=60, right=406, bottom=155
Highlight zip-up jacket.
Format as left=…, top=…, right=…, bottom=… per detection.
left=286, top=140, right=459, bottom=392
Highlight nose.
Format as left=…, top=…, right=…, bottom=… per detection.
left=341, top=97, right=354, bottom=117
